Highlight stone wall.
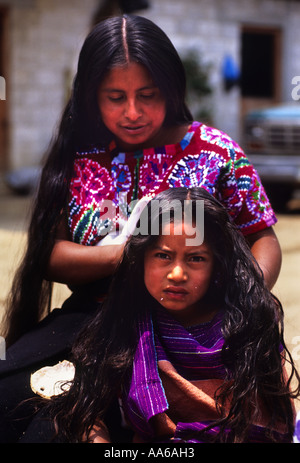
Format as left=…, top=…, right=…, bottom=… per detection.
left=7, top=0, right=98, bottom=169
left=5, top=0, right=300, bottom=169
left=142, top=0, right=300, bottom=144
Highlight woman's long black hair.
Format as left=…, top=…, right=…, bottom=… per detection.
left=2, top=15, right=193, bottom=346
left=46, top=187, right=299, bottom=443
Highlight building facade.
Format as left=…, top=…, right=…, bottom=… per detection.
left=0, top=0, right=300, bottom=172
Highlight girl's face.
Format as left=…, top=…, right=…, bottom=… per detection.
left=97, top=62, right=166, bottom=151
left=144, top=221, right=216, bottom=327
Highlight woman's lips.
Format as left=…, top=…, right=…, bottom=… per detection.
left=121, top=125, right=147, bottom=135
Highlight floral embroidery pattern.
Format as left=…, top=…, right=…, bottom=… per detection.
left=111, top=161, right=132, bottom=195
left=69, top=158, right=116, bottom=245
left=71, top=158, right=113, bottom=206
left=68, top=198, right=101, bottom=245
left=167, top=152, right=221, bottom=194
left=139, top=154, right=172, bottom=195
left=67, top=122, right=277, bottom=246
left=200, top=124, right=240, bottom=151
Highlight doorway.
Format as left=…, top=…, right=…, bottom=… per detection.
left=240, top=26, right=282, bottom=119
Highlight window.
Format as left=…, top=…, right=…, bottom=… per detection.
left=241, top=27, right=281, bottom=99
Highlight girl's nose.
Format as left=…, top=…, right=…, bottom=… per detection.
left=167, top=264, right=187, bottom=282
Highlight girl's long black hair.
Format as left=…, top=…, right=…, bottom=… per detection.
left=46, top=187, right=299, bottom=443
left=2, top=15, right=193, bottom=346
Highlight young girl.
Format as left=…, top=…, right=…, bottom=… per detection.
left=30, top=187, right=299, bottom=443
left=0, top=14, right=281, bottom=441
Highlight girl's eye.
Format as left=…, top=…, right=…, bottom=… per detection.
left=189, top=255, right=204, bottom=263
left=155, top=252, right=170, bottom=260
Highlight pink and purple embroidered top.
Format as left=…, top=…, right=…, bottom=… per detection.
left=68, top=121, right=277, bottom=246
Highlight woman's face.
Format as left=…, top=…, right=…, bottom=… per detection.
left=97, top=62, right=166, bottom=151
left=144, top=220, right=216, bottom=327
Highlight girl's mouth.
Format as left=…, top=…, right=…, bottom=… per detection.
left=163, top=286, right=188, bottom=300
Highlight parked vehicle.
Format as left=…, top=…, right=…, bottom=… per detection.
left=243, top=103, right=300, bottom=209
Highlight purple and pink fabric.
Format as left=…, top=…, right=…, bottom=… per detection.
left=121, top=308, right=291, bottom=443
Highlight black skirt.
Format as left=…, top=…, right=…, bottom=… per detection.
left=0, top=289, right=99, bottom=443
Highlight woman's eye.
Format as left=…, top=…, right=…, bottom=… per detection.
left=140, top=93, right=155, bottom=99
left=108, top=94, right=124, bottom=102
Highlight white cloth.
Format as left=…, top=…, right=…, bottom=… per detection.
left=97, top=196, right=151, bottom=246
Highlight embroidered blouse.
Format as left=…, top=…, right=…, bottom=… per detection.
left=68, top=121, right=277, bottom=246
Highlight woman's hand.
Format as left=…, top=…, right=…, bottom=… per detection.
left=45, top=213, right=125, bottom=285
left=46, top=239, right=125, bottom=285
left=46, top=196, right=152, bottom=286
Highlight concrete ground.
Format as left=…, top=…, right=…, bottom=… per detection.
left=0, top=182, right=71, bottom=325
left=0, top=181, right=300, bottom=412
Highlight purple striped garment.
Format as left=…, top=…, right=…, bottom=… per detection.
left=121, top=308, right=225, bottom=441
left=121, top=307, right=291, bottom=443
left=154, top=309, right=225, bottom=381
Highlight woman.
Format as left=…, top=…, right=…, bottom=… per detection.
left=0, top=15, right=281, bottom=442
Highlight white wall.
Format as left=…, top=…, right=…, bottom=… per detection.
left=142, top=0, right=300, bottom=143
left=6, top=0, right=300, bottom=168
left=8, top=0, right=98, bottom=169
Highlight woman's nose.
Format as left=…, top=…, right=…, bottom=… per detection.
left=167, top=264, right=187, bottom=282
left=125, top=99, right=142, bottom=121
